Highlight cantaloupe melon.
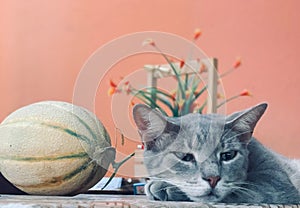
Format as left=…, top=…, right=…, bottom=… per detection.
left=0, top=101, right=115, bottom=195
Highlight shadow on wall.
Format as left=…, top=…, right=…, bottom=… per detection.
left=0, top=173, right=26, bottom=194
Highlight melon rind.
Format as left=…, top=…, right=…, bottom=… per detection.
left=0, top=101, right=115, bottom=195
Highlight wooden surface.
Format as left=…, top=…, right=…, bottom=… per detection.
left=0, top=194, right=299, bottom=208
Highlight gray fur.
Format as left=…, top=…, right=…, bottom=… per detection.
left=133, top=103, right=300, bottom=204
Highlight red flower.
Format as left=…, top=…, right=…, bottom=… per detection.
left=170, top=91, right=176, bottom=101
left=194, top=28, right=202, bottom=40
left=233, top=57, right=242, bottom=68
left=108, top=87, right=116, bottom=96
left=240, top=89, right=251, bottom=96
left=109, top=79, right=117, bottom=88
left=179, top=59, right=185, bottom=68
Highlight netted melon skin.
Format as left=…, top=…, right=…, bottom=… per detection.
left=0, top=101, right=115, bottom=195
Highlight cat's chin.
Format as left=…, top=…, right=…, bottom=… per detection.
left=188, top=192, right=223, bottom=203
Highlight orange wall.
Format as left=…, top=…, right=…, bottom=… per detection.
left=1, top=0, right=300, bottom=177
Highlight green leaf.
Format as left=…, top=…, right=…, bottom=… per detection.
left=157, top=52, right=186, bottom=99
left=184, top=74, right=189, bottom=91
left=135, top=88, right=181, bottom=116
left=181, top=80, right=200, bottom=115
left=136, top=90, right=168, bottom=116
left=194, top=85, right=207, bottom=100
left=198, top=100, right=207, bottom=114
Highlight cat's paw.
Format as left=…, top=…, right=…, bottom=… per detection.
left=145, top=180, right=190, bottom=201
left=145, top=181, right=168, bottom=201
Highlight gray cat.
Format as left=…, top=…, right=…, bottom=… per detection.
left=133, top=103, right=300, bottom=204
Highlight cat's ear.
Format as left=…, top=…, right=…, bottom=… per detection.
left=133, top=104, right=167, bottom=142
left=226, top=103, right=268, bottom=143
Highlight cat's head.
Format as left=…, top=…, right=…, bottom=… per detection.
left=133, top=103, right=267, bottom=202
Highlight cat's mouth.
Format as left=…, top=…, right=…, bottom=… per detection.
left=204, top=190, right=220, bottom=200
left=207, top=191, right=215, bottom=196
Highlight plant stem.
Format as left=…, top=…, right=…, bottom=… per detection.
left=101, top=152, right=135, bottom=190
left=217, top=95, right=239, bottom=108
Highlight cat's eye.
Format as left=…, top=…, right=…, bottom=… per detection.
left=220, top=150, right=237, bottom=161
left=174, top=152, right=195, bottom=162
left=182, top=153, right=195, bottom=162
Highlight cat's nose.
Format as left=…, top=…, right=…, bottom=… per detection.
left=203, top=176, right=221, bottom=188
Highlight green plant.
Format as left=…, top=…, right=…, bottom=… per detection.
left=108, top=29, right=250, bottom=117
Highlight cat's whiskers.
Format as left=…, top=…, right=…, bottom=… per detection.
left=229, top=181, right=259, bottom=188
left=228, top=179, right=299, bottom=202
left=226, top=185, right=255, bottom=198
left=224, top=181, right=257, bottom=198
